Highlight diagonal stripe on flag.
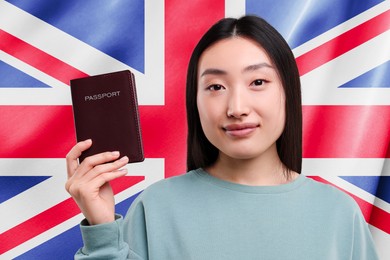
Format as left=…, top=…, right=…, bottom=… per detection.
left=296, top=9, right=390, bottom=76
left=0, top=176, right=145, bottom=254
left=0, top=30, right=88, bottom=84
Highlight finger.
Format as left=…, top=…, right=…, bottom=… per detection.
left=82, top=156, right=129, bottom=182
left=67, top=166, right=128, bottom=197
left=88, top=167, right=129, bottom=190
left=66, top=139, right=92, bottom=179
left=91, top=156, right=129, bottom=176
left=75, top=151, right=123, bottom=178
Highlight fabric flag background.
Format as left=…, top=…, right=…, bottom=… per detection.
left=0, top=0, right=389, bottom=259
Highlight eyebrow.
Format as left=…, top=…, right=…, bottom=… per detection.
left=200, top=68, right=227, bottom=77
left=200, top=62, right=273, bottom=77
left=243, top=62, right=273, bottom=72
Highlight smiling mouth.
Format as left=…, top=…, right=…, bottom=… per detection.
left=222, top=123, right=259, bottom=137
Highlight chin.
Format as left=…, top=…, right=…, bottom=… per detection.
left=218, top=143, right=276, bottom=161
left=221, top=150, right=262, bottom=161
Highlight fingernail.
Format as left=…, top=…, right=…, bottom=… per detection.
left=85, top=139, right=92, bottom=144
left=111, top=151, right=120, bottom=156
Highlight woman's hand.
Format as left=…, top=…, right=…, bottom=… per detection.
left=65, top=139, right=129, bottom=225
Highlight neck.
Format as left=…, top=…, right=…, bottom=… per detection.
left=206, top=145, right=297, bottom=186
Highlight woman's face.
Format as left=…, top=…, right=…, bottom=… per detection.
left=196, top=37, right=285, bottom=161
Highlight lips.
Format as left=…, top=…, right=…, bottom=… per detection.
left=222, top=123, right=259, bottom=137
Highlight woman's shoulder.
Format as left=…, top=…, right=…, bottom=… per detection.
left=302, top=175, right=361, bottom=214
left=133, top=169, right=200, bottom=202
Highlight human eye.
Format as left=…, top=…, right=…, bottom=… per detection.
left=207, top=84, right=225, bottom=91
left=250, top=79, right=265, bottom=87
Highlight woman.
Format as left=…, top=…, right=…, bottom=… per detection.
left=66, top=16, right=378, bottom=259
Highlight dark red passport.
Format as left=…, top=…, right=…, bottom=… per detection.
left=70, top=70, right=144, bottom=163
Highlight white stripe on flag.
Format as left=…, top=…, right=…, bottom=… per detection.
left=225, top=0, right=245, bottom=18
left=369, top=225, right=390, bottom=260
left=302, top=158, right=390, bottom=176
left=300, top=29, right=390, bottom=105
left=293, top=1, right=390, bottom=57
left=0, top=158, right=164, bottom=233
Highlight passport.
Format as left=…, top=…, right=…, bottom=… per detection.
left=70, top=70, right=144, bottom=163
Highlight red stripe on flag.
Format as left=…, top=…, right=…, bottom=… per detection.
left=303, top=106, right=390, bottom=158
left=0, top=176, right=144, bottom=254
left=0, top=29, right=88, bottom=84
left=0, top=105, right=185, bottom=160
left=0, top=106, right=76, bottom=158
left=163, top=0, right=225, bottom=176
left=163, top=0, right=225, bottom=177
left=310, top=176, right=390, bottom=235
left=0, top=104, right=185, bottom=160
left=296, top=9, right=390, bottom=76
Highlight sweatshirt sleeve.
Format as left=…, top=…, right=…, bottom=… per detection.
left=75, top=214, right=143, bottom=260
left=352, top=210, right=379, bottom=260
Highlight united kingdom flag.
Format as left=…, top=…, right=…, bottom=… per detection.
left=0, top=0, right=389, bottom=259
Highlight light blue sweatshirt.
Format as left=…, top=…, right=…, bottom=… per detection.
left=76, top=169, right=379, bottom=259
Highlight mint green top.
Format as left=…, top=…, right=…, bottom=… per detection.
left=76, top=169, right=378, bottom=259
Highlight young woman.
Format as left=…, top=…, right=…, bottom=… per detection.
left=66, top=16, right=379, bottom=259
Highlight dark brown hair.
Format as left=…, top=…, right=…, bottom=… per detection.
left=186, top=15, right=302, bottom=176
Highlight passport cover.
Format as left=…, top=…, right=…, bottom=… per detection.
left=70, top=70, right=144, bottom=163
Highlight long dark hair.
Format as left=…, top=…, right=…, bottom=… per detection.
left=186, top=15, right=302, bottom=176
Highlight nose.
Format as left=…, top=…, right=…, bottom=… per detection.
left=226, top=88, right=250, bottom=118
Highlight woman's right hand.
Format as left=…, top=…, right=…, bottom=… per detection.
left=65, top=139, right=129, bottom=225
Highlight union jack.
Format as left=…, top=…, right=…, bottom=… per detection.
left=0, top=0, right=389, bottom=259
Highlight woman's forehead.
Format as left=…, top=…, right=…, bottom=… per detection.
left=198, top=37, right=274, bottom=71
